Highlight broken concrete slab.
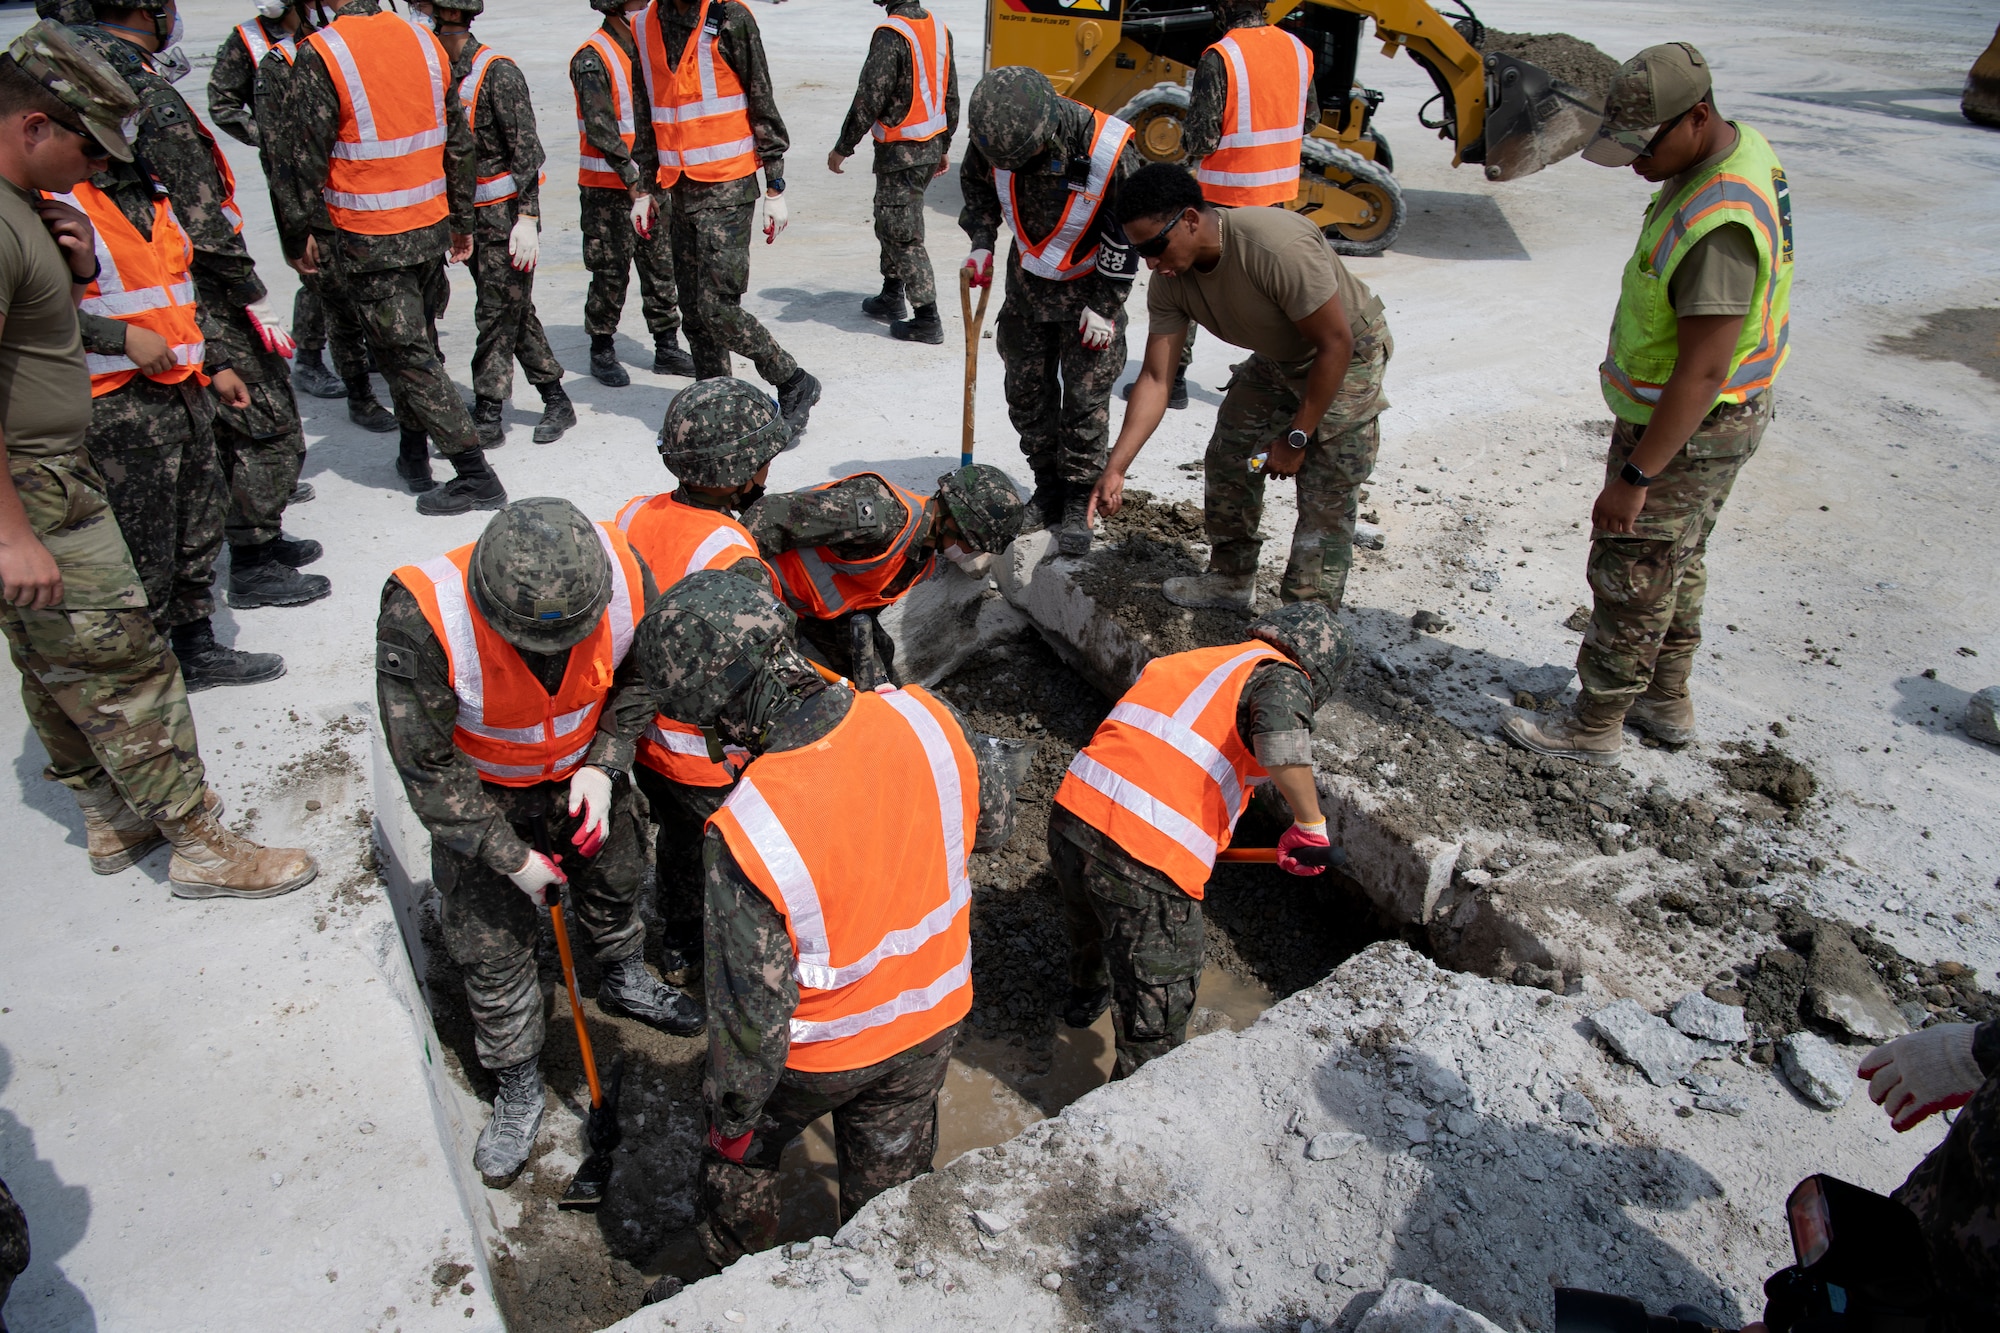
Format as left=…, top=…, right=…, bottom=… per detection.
left=1670, top=992, right=1750, bottom=1044
left=876, top=560, right=1032, bottom=687
left=995, top=529, right=1153, bottom=698
left=1778, top=1031, right=1854, bottom=1109
left=1356, top=1279, right=1509, bottom=1333
left=1804, top=926, right=1909, bottom=1042
left=1964, top=686, right=2000, bottom=745
left=1588, top=998, right=1701, bottom=1086
left=1317, top=771, right=1463, bottom=925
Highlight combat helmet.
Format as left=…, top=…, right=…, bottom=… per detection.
left=34, top=1, right=100, bottom=26
left=969, top=66, right=1061, bottom=171
left=589, top=0, right=637, bottom=12
left=632, top=570, right=806, bottom=735
left=657, top=377, right=790, bottom=488
left=934, top=463, right=1025, bottom=555
left=433, top=0, right=483, bottom=15
left=1246, top=602, right=1353, bottom=711
left=468, top=498, right=614, bottom=654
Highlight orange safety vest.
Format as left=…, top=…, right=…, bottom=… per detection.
left=709, top=685, right=975, bottom=1072
left=394, top=525, right=646, bottom=788
left=1195, top=26, right=1311, bottom=207
left=574, top=29, right=637, bottom=190
left=1053, top=642, right=1294, bottom=897
left=307, top=11, right=452, bottom=236
left=458, top=45, right=546, bottom=207
left=995, top=106, right=1133, bottom=281
left=614, top=492, right=777, bottom=787
left=870, top=13, right=949, bottom=145
left=52, top=183, right=207, bottom=397
left=768, top=474, right=934, bottom=619
left=235, top=17, right=296, bottom=69
left=632, top=0, right=760, bottom=189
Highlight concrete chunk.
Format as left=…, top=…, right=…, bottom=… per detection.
left=1588, top=999, right=1700, bottom=1086
left=1778, top=1032, right=1852, bottom=1109
left=1354, top=1278, right=1508, bottom=1333
left=1965, top=686, right=2000, bottom=745
left=1669, top=992, right=1749, bottom=1044
left=1804, top=927, right=1909, bottom=1042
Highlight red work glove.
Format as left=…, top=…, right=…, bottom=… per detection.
left=566, top=765, right=613, bottom=859
left=708, top=1124, right=753, bottom=1163
left=1276, top=819, right=1330, bottom=877
left=1858, top=1023, right=1984, bottom=1132
left=243, top=298, right=296, bottom=358
left=962, top=248, right=993, bottom=289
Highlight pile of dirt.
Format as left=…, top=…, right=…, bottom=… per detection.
left=1478, top=29, right=1620, bottom=103
left=1070, top=491, right=1250, bottom=659
left=1715, top=741, right=1818, bottom=810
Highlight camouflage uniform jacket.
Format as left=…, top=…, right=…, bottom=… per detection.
left=271, top=0, right=475, bottom=269
left=450, top=36, right=544, bottom=220
left=832, top=1, right=959, bottom=174
left=1894, top=1020, right=2000, bottom=1332
left=1051, top=658, right=1316, bottom=895
left=70, top=25, right=266, bottom=307
left=653, top=0, right=788, bottom=212
left=374, top=559, right=662, bottom=878
left=207, top=18, right=289, bottom=148
left=1181, top=12, right=1320, bottom=163
left=958, top=95, right=1142, bottom=322
left=742, top=476, right=940, bottom=596
left=72, top=169, right=235, bottom=375
left=701, top=684, right=1012, bottom=1136
left=570, top=17, right=658, bottom=194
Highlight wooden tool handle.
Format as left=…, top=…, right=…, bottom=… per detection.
left=960, top=268, right=990, bottom=468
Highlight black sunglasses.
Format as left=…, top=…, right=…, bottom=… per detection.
left=51, top=116, right=109, bottom=160
left=1132, top=212, right=1191, bottom=258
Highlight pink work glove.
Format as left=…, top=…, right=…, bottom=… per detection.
left=962, top=248, right=993, bottom=288
left=1276, top=819, right=1330, bottom=876
left=709, top=1124, right=753, bottom=1163
left=506, top=848, right=567, bottom=906
left=567, top=765, right=614, bottom=858
left=1858, top=1023, right=1984, bottom=1132
left=244, top=298, right=296, bottom=358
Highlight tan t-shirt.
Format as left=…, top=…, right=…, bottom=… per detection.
left=0, top=177, right=92, bottom=461
left=1146, top=206, right=1379, bottom=381
left=1651, top=126, right=1759, bottom=319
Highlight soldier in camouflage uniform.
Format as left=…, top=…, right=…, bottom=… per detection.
left=376, top=499, right=703, bottom=1186
left=959, top=66, right=1142, bottom=555
left=571, top=0, right=694, bottom=387
left=631, top=571, right=1020, bottom=1265
left=1051, top=603, right=1350, bottom=1076
left=0, top=1173, right=23, bottom=1330
left=827, top=0, right=959, bottom=344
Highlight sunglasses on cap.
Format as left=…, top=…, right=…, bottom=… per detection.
left=1131, top=211, right=1192, bottom=259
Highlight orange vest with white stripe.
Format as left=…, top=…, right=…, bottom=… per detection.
left=307, top=12, right=452, bottom=236
left=1195, top=25, right=1311, bottom=207
left=995, top=106, right=1133, bottom=282
left=1053, top=642, right=1293, bottom=898
left=458, top=44, right=546, bottom=208
left=574, top=29, right=637, bottom=190
left=709, top=686, right=976, bottom=1073
left=769, top=474, right=934, bottom=619
left=235, top=17, right=296, bottom=70
left=633, top=0, right=759, bottom=189
left=53, top=183, right=207, bottom=398
left=393, top=526, right=646, bottom=788
left=615, top=492, right=777, bottom=787
left=871, top=13, right=949, bottom=145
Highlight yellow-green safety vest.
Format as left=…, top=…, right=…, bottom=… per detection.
left=1600, top=123, right=1794, bottom=424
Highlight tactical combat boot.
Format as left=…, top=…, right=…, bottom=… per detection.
left=1056, top=489, right=1094, bottom=557
left=170, top=618, right=285, bottom=692
left=890, top=302, right=944, bottom=345
left=1162, top=570, right=1256, bottom=612
left=291, top=347, right=344, bottom=399
left=1064, top=983, right=1110, bottom=1029
left=267, top=532, right=323, bottom=568
left=1627, top=656, right=1697, bottom=746
left=861, top=277, right=907, bottom=322
left=1502, top=699, right=1626, bottom=766
left=345, top=377, right=397, bottom=433
left=157, top=793, right=318, bottom=900
left=395, top=428, right=436, bottom=493
left=597, top=952, right=705, bottom=1037
left=532, top=382, right=577, bottom=444
left=472, top=395, right=506, bottom=447
left=656, top=929, right=702, bottom=989
left=287, top=482, right=315, bottom=505
left=73, top=782, right=220, bottom=875
left=1119, top=375, right=1189, bottom=410
left=776, top=368, right=821, bottom=437
left=1021, top=474, right=1064, bottom=533
left=226, top=541, right=332, bottom=610
left=416, top=449, right=507, bottom=516
left=589, top=334, right=630, bottom=387
left=652, top=330, right=696, bottom=377
left=473, top=1057, right=545, bottom=1188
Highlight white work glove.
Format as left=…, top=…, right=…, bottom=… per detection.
left=962, top=248, right=993, bottom=288
left=762, top=192, right=788, bottom=244
left=1077, top=306, right=1115, bottom=350
left=1858, top=1023, right=1986, bottom=1132
left=630, top=192, right=657, bottom=239
left=507, top=848, right=567, bottom=905
left=943, top=542, right=992, bottom=579
left=566, top=764, right=614, bottom=858
left=507, top=214, right=540, bottom=272
left=244, top=298, right=296, bottom=358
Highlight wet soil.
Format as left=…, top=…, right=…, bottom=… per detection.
left=1071, top=490, right=1251, bottom=658
left=1877, top=306, right=2000, bottom=385
left=1478, top=29, right=1621, bottom=103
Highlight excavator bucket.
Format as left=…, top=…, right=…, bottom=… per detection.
left=1475, top=52, right=1600, bottom=181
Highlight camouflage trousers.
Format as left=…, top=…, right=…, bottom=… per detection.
left=1893, top=1059, right=2000, bottom=1333
left=432, top=778, right=648, bottom=1070
left=996, top=305, right=1125, bottom=486
left=2, top=451, right=205, bottom=822
left=199, top=288, right=306, bottom=549
left=84, top=377, right=224, bottom=631
left=470, top=208, right=564, bottom=402
left=635, top=763, right=729, bottom=972
left=581, top=186, right=681, bottom=341
left=667, top=187, right=798, bottom=386
left=873, top=165, right=937, bottom=309
left=327, top=250, right=478, bottom=456
left=1577, top=396, right=1768, bottom=711
left=1203, top=317, right=1393, bottom=607
left=292, top=270, right=372, bottom=380
left=0, top=1173, right=24, bottom=1320
left=697, top=1021, right=958, bottom=1265
left=1050, top=810, right=1203, bottom=1079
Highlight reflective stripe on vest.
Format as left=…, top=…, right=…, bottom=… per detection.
left=52, top=184, right=207, bottom=397
left=769, top=474, right=933, bottom=619
left=575, top=30, right=637, bottom=189
left=633, top=0, right=759, bottom=188
left=237, top=18, right=296, bottom=69
left=994, top=107, right=1132, bottom=282
left=394, top=525, right=644, bottom=787
left=1052, top=643, right=1288, bottom=897
left=458, top=46, right=546, bottom=206
left=309, top=13, right=451, bottom=233
left=709, top=686, right=974, bottom=1070
left=1194, top=27, right=1310, bottom=205
left=1601, top=123, right=1794, bottom=423
left=871, top=14, right=949, bottom=144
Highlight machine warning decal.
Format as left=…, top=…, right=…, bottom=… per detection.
left=998, top=0, right=1120, bottom=15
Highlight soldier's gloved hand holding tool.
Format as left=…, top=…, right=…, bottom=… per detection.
left=244, top=298, right=297, bottom=358
left=508, top=215, right=540, bottom=274
left=958, top=262, right=993, bottom=466
left=1215, top=843, right=1345, bottom=873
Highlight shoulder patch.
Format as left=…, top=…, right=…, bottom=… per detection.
left=376, top=639, right=417, bottom=680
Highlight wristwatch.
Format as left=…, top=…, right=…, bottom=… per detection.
left=766, top=176, right=786, bottom=194
left=1285, top=428, right=1309, bottom=451
left=1619, top=460, right=1654, bottom=487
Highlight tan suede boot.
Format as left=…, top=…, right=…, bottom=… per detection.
left=1502, top=699, right=1626, bottom=766
left=1162, top=571, right=1257, bottom=612
left=1628, top=655, right=1697, bottom=746
left=74, top=783, right=222, bottom=875
left=157, top=794, right=318, bottom=900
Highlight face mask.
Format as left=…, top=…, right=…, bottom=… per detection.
left=256, top=0, right=289, bottom=16
left=162, top=9, right=184, bottom=44
left=155, top=45, right=192, bottom=82
left=409, top=10, right=435, bottom=29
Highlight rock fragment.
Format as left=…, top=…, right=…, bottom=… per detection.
left=1669, top=992, right=1749, bottom=1044
left=1558, top=1089, right=1599, bottom=1126
left=1695, top=1094, right=1749, bottom=1116
left=1041, top=1272, right=1062, bottom=1291
left=1804, top=926, right=1909, bottom=1042
left=1354, top=1278, right=1509, bottom=1332
left=1965, top=687, right=2000, bottom=745
left=1305, top=1131, right=1365, bottom=1161
left=1588, top=998, right=1700, bottom=1086
left=970, top=1209, right=1010, bottom=1236
left=1778, top=1031, right=1853, bottom=1109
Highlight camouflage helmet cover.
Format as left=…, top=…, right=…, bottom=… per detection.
left=469, top=498, right=613, bottom=654
left=1246, top=601, right=1353, bottom=710
left=934, top=463, right=1024, bottom=554
left=657, top=377, right=790, bottom=488
left=33, top=1, right=101, bottom=25
left=969, top=66, right=1060, bottom=171
left=7, top=21, right=139, bottom=162
left=588, top=0, right=628, bottom=12
left=434, top=0, right=484, bottom=15
left=632, top=569, right=800, bottom=731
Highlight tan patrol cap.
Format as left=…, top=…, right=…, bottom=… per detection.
left=1581, top=42, right=1713, bottom=167
left=5, top=21, right=140, bottom=163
